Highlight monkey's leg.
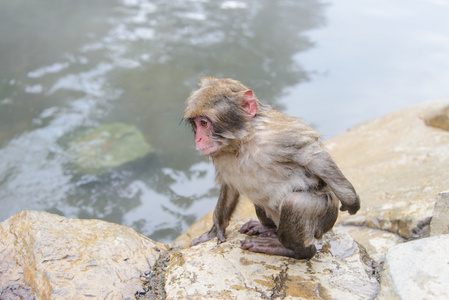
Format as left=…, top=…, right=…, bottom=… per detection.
left=241, top=192, right=338, bottom=259
left=190, top=185, right=239, bottom=247
left=239, top=205, right=277, bottom=237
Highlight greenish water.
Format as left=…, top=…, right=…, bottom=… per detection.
left=1, top=0, right=448, bottom=243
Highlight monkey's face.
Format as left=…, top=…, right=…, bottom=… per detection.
left=191, top=116, right=219, bottom=155
left=184, top=77, right=260, bottom=156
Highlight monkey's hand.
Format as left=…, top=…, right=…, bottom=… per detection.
left=339, top=195, right=361, bottom=215
left=189, top=224, right=226, bottom=247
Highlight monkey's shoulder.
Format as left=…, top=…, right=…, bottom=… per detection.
left=258, top=110, right=320, bottom=137
left=254, top=115, right=321, bottom=151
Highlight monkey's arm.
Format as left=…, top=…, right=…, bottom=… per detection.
left=302, top=143, right=360, bottom=215
left=189, top=184, right=240, bottom=246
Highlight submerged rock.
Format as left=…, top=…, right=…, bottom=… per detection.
left=69, top=122, right=154, bottom=174
left=0, top=211, right=169, bottom=299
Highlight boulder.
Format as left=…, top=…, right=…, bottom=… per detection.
left=377, top=234, right=449, bottom=299
left=329, top=98, right=449, bottom=239
left=0, top=211, right=169, bottom=299
left=166, top=225, right=379, bottom=299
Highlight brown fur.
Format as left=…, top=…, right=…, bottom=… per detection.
left=186, top=77, right=360, bottom=259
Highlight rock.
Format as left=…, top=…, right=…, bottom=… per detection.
left=334, top=225, right=404, bottom=264
left=69, top=122, right=154, bottom=174
left=424, top=104, right=449, bottom=131
left=430, top=191, right=449, bottom=236
left=166, top=224, right=380, bottom=299
left=0, top=211, right=169, bottom=299
left=377, top=234, right=449, bottom=300
left=329, top=98, right=449, bottom=239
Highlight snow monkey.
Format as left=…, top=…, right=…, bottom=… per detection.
left=184, top=77, right=360, bottom=259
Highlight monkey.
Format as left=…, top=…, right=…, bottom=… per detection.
left=183, top=77, right=360, bottom=259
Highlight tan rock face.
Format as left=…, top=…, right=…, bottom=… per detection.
left=166, top=225, right=379, bottom=300
left=424, top=103, right=449, bottom=131
left=0, top=211, right=169, bottom=299
left=330, top=98, right=449, bottom=238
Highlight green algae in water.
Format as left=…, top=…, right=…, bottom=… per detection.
left=70, top=123, right=154, bottom=174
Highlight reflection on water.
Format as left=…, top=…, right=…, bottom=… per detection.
left=0, top=0, right=325, bottom=242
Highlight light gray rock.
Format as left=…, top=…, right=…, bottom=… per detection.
left=0, top=211, right=169, bottom=299
left=377, top=234, right=449, bottom=300
left=334, top=225, right=404, bottom=264
left=166, top=224, right=379, bottom=300
left=430, top=191, right=449, bottom=236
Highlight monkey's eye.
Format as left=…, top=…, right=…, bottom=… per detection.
left=200, top=119, right=208, bottom=128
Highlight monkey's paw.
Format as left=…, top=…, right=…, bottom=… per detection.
left=339, top=195, right=360, bottom=215
left=189, top=225, right=226, bottom=247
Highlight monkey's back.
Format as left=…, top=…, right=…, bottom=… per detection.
left=213, top=108, right=327, bottom=226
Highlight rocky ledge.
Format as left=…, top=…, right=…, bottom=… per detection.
left=1, top=98, right=449, bottom=299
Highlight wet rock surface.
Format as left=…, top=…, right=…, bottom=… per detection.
left=0, top=211, right=168, bottom=299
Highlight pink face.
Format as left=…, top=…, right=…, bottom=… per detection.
left=192, top=116, right=218, bottom=155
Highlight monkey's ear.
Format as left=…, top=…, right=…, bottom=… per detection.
left=241, top=90, right=257, bottom=119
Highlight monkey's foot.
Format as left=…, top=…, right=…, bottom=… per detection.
left=238, top=220, right=277, bottom=237
left=240, top=236, right=316, bottom=259
left=240, top=236, right=296, bottom=258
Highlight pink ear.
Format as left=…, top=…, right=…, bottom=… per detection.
left=241, top=90, right=257, bottom=119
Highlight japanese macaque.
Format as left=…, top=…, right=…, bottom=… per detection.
left=184, top=77, right=360, bottom=259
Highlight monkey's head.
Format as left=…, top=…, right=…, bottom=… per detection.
left=184, top=77, right=261, bottom=156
